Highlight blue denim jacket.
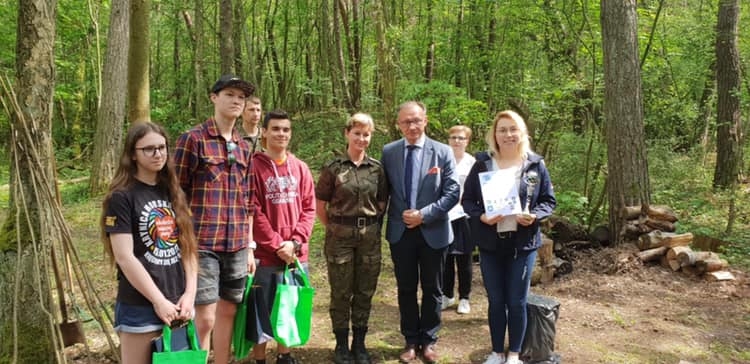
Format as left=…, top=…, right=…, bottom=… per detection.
left=461, top=151, right=556, bottom=252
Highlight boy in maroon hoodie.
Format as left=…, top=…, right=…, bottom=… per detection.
left=250, top=110, right=316, bottom=364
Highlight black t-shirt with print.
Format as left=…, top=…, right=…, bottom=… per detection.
left=104, top=181, right=186, bottom=306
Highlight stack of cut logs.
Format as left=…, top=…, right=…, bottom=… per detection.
left=628, top=205, right=734, bottom=281
left=531, top=235, right=565, bottom=285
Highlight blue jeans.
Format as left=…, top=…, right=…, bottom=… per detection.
left=479, top=248, right=536, bottom=353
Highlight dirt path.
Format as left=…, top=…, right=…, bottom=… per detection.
left=70, top=244, right=750, bottom=364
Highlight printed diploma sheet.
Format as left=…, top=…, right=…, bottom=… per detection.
left=478, top=169, right=522, bottom=218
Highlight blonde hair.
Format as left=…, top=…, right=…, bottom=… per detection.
left=346, top=112, right=374, bottom=131
left=485, top=110, right=531, bottom=159
left=449, top=125, right=472, bottom=140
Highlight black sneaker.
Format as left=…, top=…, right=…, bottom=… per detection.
left=276, top=353, right=299, bottom=364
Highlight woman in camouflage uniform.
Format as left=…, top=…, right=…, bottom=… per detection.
left=315, top=113, right=388, bottom=364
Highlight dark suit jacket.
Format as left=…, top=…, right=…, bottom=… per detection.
left=381, top=137, right=460, bottom=249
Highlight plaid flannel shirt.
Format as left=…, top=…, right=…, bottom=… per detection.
left=174, top=118, right=254, bottom=252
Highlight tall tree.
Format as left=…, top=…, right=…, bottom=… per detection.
left=713, top=0, right=743, bottom=189
left=219, top=0, right=234, bottom=75
left=600, top=0, right=650, bottom=244
left=374, top=0, right=397, bottom=136
left=232, top=0, right=244, bottom=77
left=90, top=0, right=130, bottom=195
left=0, top=0, right=61, bottom=361
left=128, top=0, right=151, bottom=122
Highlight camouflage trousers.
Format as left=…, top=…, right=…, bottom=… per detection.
left=325, top=222, right=382, bottom=330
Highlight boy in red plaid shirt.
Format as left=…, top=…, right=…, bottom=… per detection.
left=174, top=75, right=257, bottom=364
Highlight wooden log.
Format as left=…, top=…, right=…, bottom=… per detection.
left=621, top=205, right=643, bottom=220
left=538, top=236, right=554, bottom=266
left=644, top=217, right=676, bottom=232
left=677, top=251, right=719, bottom=267
left=662, top=233, right=693, bottom=248
left=659, top=254, right=671, bottom=269
left=636, top=246, right=667, bottom=262
left=705, top=271, right=735, bottom=281
left=541, top=265, right=555, bottom=284
left=667, top=257, right=682, bottom=271
left=638, top=230, right=664, bottom=250
left=695, top=258, right=728, bottom=273
left=666, top=246, right=692, bottom=262
left=646, top=205, right=678, bottom=223
left=639, top=231, right=693, bottom=251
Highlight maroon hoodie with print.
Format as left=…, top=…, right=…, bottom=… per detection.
left=251, top=151, right=316, bottom=266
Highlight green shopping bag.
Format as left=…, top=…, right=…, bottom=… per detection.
left=151, top=320, right=207, bottom=364
left=270, top=259, right=315, bottom=347
left=232, top=274, right=255, bottom=359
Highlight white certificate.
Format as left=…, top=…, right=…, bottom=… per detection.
left=478, top=169, right=522, bottom=218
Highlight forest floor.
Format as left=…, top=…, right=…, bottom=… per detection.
left=65, top=240, right=750, bottom=364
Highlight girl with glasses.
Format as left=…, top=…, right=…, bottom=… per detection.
left=101, top=122, right=198, bottom=364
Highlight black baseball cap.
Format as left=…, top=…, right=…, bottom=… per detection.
left=210, top=75, right=255, bottom=97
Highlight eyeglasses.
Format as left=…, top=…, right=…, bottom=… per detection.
left=226, top=141, right=237, bottom=165
left=449, top=136, right=467, bottom=141
left=496, top=126, right=521, bottom=135
left=398, top=118, right=424, bottom=126
left=135, top=145, right=167, bottom=157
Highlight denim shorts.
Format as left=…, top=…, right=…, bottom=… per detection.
left=195, top=249, right=249, bottom=305
left=113, top=301, right=163, bottom=334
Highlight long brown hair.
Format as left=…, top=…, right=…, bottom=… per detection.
left=101, top=121, right=198, bottom=271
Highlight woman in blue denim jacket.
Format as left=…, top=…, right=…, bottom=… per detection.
left=462, top=110, right=556, bottom=364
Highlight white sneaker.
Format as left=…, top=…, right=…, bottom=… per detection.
left=482, top=352, right=505, bottom=364
left=440, top=295, right=456, bottom=310
left=505, top=356, right=523, bottom=364
left=457, top=299, right=471, bottom=314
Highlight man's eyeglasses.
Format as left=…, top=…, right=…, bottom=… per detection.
left=226, top=141, right=237, bottom=165
left=135, top=145, right=167, bottom=157
left=398, top=118, right=424, bottom=126
left=448, top=136, right=467, bottom=141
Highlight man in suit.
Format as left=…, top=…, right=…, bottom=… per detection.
left=381, top=101, right=460, bottom=364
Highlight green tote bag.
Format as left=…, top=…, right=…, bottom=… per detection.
left=232, top=274, right=254, bottom=359
left=152, top=320, right=208, bottom=364
left=270, top=259, right=315, bottom=347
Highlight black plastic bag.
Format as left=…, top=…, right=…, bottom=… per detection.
left=521, top=294, right=561, bottom=364
left=246, top=284, right=274, bottom=344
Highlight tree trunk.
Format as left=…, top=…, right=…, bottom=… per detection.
left=128, top=0, right=151, bottom=122
left=600, top=0, right=650, bottom=245
left=219, top=0, right=234, bottom=75
left=374, top=0, right=397, bottom=138
left=0, top=0, right=61, bottom=361
left=232, top=0, right=244, bottom=78
left=332, top=0, right=352, bottom=109
left=423, top=1, right=434, bottom=83
left=713, top=0, right=743, bottom=189
left=90, top=0, right=130, bottom=195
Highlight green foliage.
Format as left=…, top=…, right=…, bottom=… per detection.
left=554, top=190, right=590, bottom=227
left=648, top=143, right=750, bottom=270
left=545, top=131, right=607, bottom=228
left=397, top=80, right=489, bottom=150
left=60, top=179, right=91, bottom=205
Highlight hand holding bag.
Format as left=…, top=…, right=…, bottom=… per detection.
left=152, top=320, right=207, bottom=364
left=270, top=259, right=315, bottom=347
